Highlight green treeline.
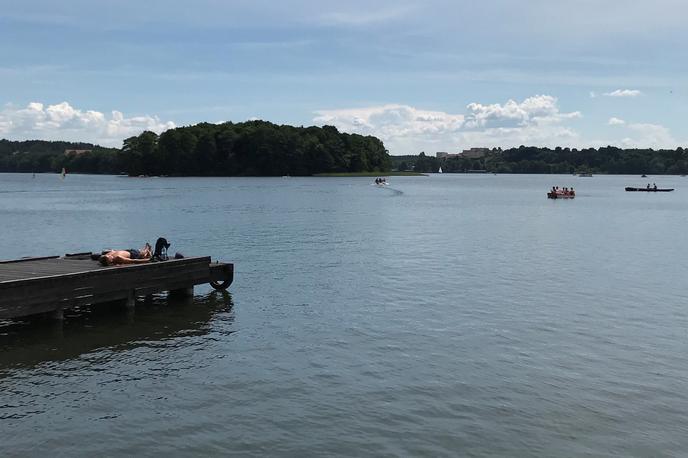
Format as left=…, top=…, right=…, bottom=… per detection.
left=0, top=140, right=119, bottom=174
left=0, top=121, right=391, bottom=176
left=392, top=146, right=688, bottom=175
left=4, top=134, right=688, bottom=176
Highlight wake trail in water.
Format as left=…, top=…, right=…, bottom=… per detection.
left=371, top=184, right=403, bottom=196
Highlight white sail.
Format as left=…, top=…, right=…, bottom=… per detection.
left=438, top=166, right=443, bottom=174
left=61, top=168, right=66, bottom=179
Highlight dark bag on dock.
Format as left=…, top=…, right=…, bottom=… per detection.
left=151, top=237, right=171, bottom=262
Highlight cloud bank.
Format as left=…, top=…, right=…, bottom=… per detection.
left=603, top=89, right=642, bottom=97
left=0, top=101, right=175, bottom=146
left=621, top=123, right=676, bottom=149
left=607, top=116, right=677, bottom=148
left=314, top=95, right=582, bottom=154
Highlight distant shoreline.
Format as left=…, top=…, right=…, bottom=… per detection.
left=0, top=171, right=428, bottom=178
left=313, top=172, right=427, bottom=177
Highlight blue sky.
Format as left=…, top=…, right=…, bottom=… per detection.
left=1, top=0, right=686, bottom=153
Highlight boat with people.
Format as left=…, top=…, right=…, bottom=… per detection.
left=374, top=177, right=388, bottom=186
left=547, top=186, right=575, bottom=199
left=625, top=186, right=674, bottom=192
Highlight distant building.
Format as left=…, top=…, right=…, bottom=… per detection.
left=64, top=149, right=92, bottom=156
left=437, top=148, right=491, bottom=159
left=460, top=148, right=490, bottom=159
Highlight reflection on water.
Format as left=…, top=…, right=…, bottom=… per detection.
left=0, top=291, right=234, bottom=375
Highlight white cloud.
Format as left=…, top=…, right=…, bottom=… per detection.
left=608, top=117, right=626, bottom=125
left=314, top=95, right=581, bottom=154
left=0, top=101, right=175, bottom=146
left=622, top=123, right=676, bottom=149
left=464, top=95, right=581, bottom=129
left=603, top=89, right=642, bottom=97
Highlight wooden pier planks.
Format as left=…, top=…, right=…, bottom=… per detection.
left=0, top=255, right=234, bottom=319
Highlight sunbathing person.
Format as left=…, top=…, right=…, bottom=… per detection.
left=99, top=243, right=152, bottom=266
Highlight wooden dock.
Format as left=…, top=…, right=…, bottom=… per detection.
left=0, top=253, right=233, bottom=320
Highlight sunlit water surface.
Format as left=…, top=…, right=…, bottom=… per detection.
left=2, top=173, right=688, bottom=456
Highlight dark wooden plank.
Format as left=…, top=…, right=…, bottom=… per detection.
left=0, top=260, right=210, bottom=304
left=0, top=257, right=211, bottom=287
left=1, top=263, right=210, bottom=301
left=0, top=264, right=95, bottom=276
left=64, top=251, right=93, bottom=258
left=0, top=255, right=60, bottom=264
left=0, top=255, right=228, bottom=319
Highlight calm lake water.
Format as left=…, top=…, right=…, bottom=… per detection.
left=2, top=172, right=688, bottom=456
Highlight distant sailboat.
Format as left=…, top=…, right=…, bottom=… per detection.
left=438, top=166, right=443, bottom=174
left=60, top=167, right=66, bottom=179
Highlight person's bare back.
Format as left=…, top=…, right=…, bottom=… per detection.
left=100, top=243, right=152, bottom=266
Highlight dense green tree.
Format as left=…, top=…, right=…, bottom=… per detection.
left=393, top=146, right=688, bottom=175
left=5, top=132, right=688, bottom=177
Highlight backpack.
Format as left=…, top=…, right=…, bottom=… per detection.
left=152, top=237, right=171, bottom=262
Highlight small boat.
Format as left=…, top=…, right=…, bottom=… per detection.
left=625, top=187, right=674, bottom=192
left=60, top=167, right=66, bottom=179
left=438, top=167, right=443, bottom=174
left=641, top=174, right=647, bottom=178
left=547, top=191, right=575, bottom=199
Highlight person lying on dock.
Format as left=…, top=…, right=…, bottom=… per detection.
left=99, top=243, right=152, bottom=266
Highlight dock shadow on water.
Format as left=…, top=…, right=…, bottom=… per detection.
left=0, top=291, right=234, bottom=375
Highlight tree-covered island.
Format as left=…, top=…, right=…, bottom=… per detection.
left=1, top=122, right=687, bottom=176
left=0, top=121, right=390, bottom=176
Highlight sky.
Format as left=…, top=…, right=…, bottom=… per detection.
left=0, top=0, right=687, bottom=154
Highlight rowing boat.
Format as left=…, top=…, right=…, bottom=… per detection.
left=625, top=187, right=674, bottom=192
left=547, top=192, right=575, bottom=199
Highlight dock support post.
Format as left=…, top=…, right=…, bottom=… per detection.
left=124, top=290, right=136, bottom=309
left=170, top=286, right=193, bottom=298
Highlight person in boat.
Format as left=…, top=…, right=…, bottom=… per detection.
left=647, top=183, right=651, bottom=189
left=99, top=243, right=152, bottom=266
left=653, top=183, right=657, bottom=190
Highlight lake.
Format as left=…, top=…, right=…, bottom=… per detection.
left=2, top=172, right=688, bottom=456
